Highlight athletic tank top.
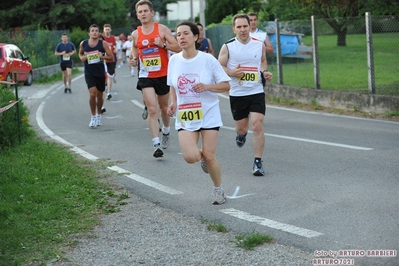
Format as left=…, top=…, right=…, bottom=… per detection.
left=137, top=22, right=169, bottom=78
left=225, top=37, right=264, bottom=96
left=102, top=35, right=116, bottom=63
left=198, top=38, right=210, bottom=53
left=82, top=39, right=106, bottom=77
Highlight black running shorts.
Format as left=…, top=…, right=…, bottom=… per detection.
left=138, top=76, right=169, bottom=96
left=85, top=75, right=106, bottom=92
left=229, top=92, right=266, bottom=121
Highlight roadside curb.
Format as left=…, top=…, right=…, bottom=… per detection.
left=267, top=83, right=399, bottom=114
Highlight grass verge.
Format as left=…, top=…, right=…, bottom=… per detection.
left=0, top=135, right=128, bottom=265
left=202, top=219, right=274, bottom=250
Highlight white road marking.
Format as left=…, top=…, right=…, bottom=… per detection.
left=108, top=166, right=183, bottom=195
left=105, top=114, right=123, bottom=119
left=226, top=186, right=255, bottom=199
left=132, top=93, right=374, bottom=151
left=220, top=208, right=323, bottom=238
left=37, top=99, right=182, bottom=196
left=222, top=126, right=373, bottom=150
left=131, top=99, right=145, bottom=108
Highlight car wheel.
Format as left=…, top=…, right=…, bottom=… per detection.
left=24, top=71, right=33, bottom=86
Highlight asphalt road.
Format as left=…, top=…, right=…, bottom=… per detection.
left=21, top=64, right=399, bottom=266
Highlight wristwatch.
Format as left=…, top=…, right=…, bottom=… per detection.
left=163, top=42, right=167, bottom=49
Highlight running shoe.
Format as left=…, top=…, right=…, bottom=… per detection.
left=252, top=160, right=265, bottom=176
left=161, top=133, right=170, bottom=149
left=101, top=107, right=106, bottom=114
left=142, top=106, right=148, bottom=119
left=236, top=134, right=246, bottom=148
left=64, top=88, right=68, bottom=94
left=96, top=115, right=102, bottom=126
left=107, top=93, right=112, bottom=100
left=68, top=88, right=72, bottom=93
left=212, top=188, right=226, bottom=205
left=89, top=116, right=96, bottom=128
left=200, top=158, right=209, bottom=174
left=153, top=144, right=164, bottom=158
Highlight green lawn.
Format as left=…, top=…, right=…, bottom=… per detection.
left=268, top=33, right=399, bottom=95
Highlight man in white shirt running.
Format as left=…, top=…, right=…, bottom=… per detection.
left=218, top=14, right=273, bottom=176
left=248, top=12, right=274, bottom=55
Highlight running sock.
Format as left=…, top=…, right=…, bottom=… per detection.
left=254, top=157, right=262, bottom=164
left=162, top=126, right=170, bottom=135
left=152, top=137, right=160, bottom=146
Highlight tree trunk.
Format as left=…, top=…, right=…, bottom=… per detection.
left=50, top=0, right=57, bottom=30
left=336, top=27, right=347, bottom=46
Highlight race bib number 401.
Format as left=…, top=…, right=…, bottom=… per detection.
left=178, top=102, right=203, bottom=122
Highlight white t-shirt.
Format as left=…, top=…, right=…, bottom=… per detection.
left=225, top=37, right=264, bottom=97
left=123, top=40, right=133, bottom=57
left=167, top=51, right=231, bottom=131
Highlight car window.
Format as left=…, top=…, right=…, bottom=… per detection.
left=15, top=49, right=24, bottom=59
left=6, top=47, right=16, bottom=58
left=0, top=47, right=3, bottom=59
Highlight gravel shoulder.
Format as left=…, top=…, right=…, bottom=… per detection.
left=51, top=183, right=314, bottom=266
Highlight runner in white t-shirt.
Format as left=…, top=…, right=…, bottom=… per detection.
left=167, top=21, right=230, bottom=205
left=123, top=35, right=134, bottom=76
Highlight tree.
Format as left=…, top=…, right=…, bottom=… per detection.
left=267, top=0, right=309, bottom=21
left=129, top=0, right=178, bottom=29
left=0, top=0, right=131, bottom=31
left=206, top=0, right=252, bottom=25
left=292, top=0, right=368, bottom=46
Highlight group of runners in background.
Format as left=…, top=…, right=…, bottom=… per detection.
left=55, top=0, right=273, bottom=205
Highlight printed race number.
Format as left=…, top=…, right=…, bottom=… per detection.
left=145, top=58, right=159, bottom=67
left=240, top=72, right=257, bottom=81
left=178, top=109, right=203, bottom=121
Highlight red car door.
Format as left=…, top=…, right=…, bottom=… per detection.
left=13, top=47, right=28, bottom=82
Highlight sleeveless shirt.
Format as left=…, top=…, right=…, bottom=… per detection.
left=225, top=37, right=264, bottom=96
left=82, top=39, right=106, bottom=77
left=102, top=35, right=116, bottom=63
left=137, top=22, right=169, bottom=78
left=198, top=38, right=210, bottom=53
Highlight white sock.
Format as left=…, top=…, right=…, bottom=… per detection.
left=162, top=126, right=170, bottom=135
left=152, top=137, right=160, bottom=146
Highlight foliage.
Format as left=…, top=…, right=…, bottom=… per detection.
left=0, top=27, right=66, bottom=69
left=0, top=0, right=131, bottom=31
left=205, top=0, right=252, bottom=25
left=267, top=0, right=310, bottom=21
left=361, top=0, right=399, bottom=15
left=0, top=87, right=33, bottom=151
left=69, top=26, right=89, bottom=50
left=290, top=0, right=399, bottom=46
